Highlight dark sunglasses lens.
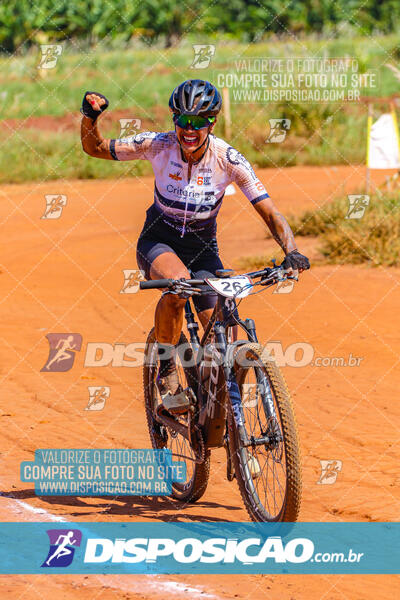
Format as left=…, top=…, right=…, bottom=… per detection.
left=175, top=115, right=211, bottom=129
left=191, top=116, right=209, bottom=129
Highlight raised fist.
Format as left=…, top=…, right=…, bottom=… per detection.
left=80, top=91, right=109, bottom=122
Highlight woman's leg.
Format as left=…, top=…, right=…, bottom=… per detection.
left=137, top=238, right=190, bottom=345
left=150, top=252, right=195, bottom=412
left=137, top=240, right=191, bottom=407
left=150, top=251, right=190, bottom=345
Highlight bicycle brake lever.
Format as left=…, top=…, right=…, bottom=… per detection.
left=170, top=280, right=202, bottom=297
left=260, top=267, right=277, bottom=286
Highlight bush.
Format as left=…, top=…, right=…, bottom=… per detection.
left=288, top=193, right=400, bottom=266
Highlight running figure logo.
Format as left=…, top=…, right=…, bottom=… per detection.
left=120, top=269, right=145, bottom=294
left=41, top=333, right=82, bottom=372
left=191, top=45, right=216, bottom=69
left=317, top=460, right=342, bottom=484
left=85, top=386, right=110, bottom=411
left=37, top=45, right=63, bottom=69
left=346, top=195, right=370, bottom=219
left=266, top=119, right=291, bottom=143
left=41, top=529, right=82, bottom=568
left=41, top=194, right=67, bottom=219
left=274, top=279, right=295, bottom=294
left=242, top=383, right=266, bottom=408
left=119, top=118, right=142, bottom=137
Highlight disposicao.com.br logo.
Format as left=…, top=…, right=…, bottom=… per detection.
left=83, top=535, right=315, bottom=565
left=1, top=522, right=394, bottom=574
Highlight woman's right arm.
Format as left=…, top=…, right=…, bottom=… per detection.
left=80, top=92, right=114, bottom=159
left=80, top=91, right=159, bottom=162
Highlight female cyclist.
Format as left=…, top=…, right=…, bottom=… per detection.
left=80, top=79, right=310, bottom=412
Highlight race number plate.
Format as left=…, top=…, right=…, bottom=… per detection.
left=205, top=275, right=253, bottom=298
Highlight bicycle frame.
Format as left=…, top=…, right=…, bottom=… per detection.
left=144, top=266, right=285, bottom=458
left=141, top=266, right=302, bottom=518
left=182, top=292, right=271, bottom=450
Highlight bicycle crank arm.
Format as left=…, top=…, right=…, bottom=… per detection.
left=154, top=405, right=192, bottom=442
left=154, top=405, right=205, bottom=464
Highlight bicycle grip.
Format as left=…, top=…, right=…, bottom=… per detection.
left=139, top=279, right=171, bottom=290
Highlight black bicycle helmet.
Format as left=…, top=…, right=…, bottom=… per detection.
left=169, top=79, right=222, bottom=116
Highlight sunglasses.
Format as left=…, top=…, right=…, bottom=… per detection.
left=173, top=114, right=215, bottom=130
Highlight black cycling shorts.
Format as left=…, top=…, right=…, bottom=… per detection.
left=136, top=207, right=224, bottom=313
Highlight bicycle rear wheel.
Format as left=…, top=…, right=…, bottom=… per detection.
left=143, top=328, right=210, bottom=502
left=228, top=343, right=301, bottom=522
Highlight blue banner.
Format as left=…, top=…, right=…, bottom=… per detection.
left=0, top=522, right=398, bottom=574
left=20, top=449, right=186, bottom=496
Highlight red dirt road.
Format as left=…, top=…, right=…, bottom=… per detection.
left=0, top=165, right=399, bottom=598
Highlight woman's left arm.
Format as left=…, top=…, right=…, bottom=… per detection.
left=225, top=146, right=310, bottom=272
left=253, top=197, right=310, bottom=273
left=253, top=197, right=297, bottom=254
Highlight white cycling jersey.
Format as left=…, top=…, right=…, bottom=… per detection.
left=111, top=131, right=269, bottom=234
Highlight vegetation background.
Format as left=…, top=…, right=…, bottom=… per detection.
left=0, top=0, right=399, bottom=265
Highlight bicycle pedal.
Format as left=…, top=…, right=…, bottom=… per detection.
left=161, top=388, right=195, bottom=415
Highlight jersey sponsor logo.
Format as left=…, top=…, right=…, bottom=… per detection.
left=132, top=131, right=157, bottom=145
left=195, top=176, right=211, bottom=186
left=254, top=180, right=266, bottom=193
left=226, top=147, right=257, bottom=178
left=170, top=161, right=183, bottom=168
left=165, top=184, right=201, bottom=198
left=168, top=172, right=182, bottom=181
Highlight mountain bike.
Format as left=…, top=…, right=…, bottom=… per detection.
left=140, top=264, right=301, bottom=522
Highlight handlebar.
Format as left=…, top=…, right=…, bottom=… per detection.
left=140, top=279, right=173, bottom=290
left=139, top=264, right=289, bottom=293
left=140, top=278, right=205, bottom=290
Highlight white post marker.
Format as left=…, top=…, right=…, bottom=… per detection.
left=366, top=102, right=373, bottom=195
left=223, top=87, right=231, bottom=140
left=366, top=105, right=400, bottom=195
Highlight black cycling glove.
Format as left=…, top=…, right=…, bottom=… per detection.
left=80, top=91, right=109, bottom=122
left=281, top=250, right=310, bottom=272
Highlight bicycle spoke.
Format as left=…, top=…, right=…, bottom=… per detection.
left=240, top=362, right=289, bottom=519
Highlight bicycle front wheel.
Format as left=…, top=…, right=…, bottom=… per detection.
left=228, top=343, right=301, bottom=522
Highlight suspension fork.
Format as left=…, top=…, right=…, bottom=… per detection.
left=184, top=300, right=200, bottom=352
left=235, top=315, right=277, bottom=421
left=236, top=317, right=258, bottom=342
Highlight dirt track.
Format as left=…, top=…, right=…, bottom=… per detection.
left=0, top=165, right=399, bottom=598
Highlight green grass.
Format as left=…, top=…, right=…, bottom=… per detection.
left=288, top=193, right=400, bottom=266
left=1, top=35, right=399, bottom=119
left=0, top=129, right=153, bottom=183
left=0, top=34, right=399, bottom=181
left=0, top=105, right=367, bottom=183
